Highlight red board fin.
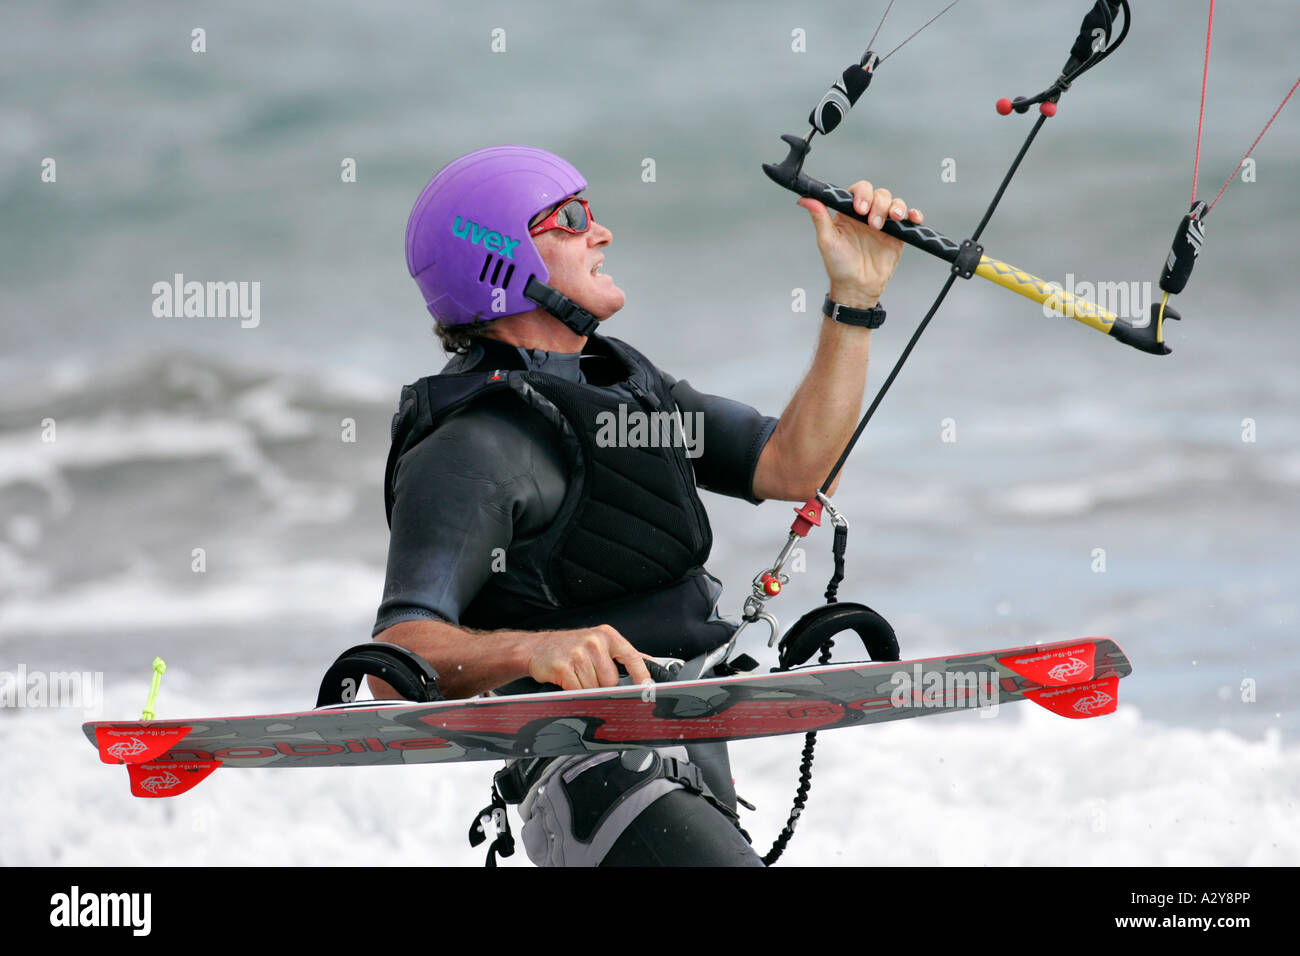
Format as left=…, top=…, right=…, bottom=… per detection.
left=95, top=726, right=193, bottom=764
left=997, top=641, right=1098, bottom=686
left=1024, top=675, right=1120, bottom=719
left=126, top=760, right=221, bottom=798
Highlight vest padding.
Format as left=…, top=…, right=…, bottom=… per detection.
left=523, top=373, right=711, bottom=606
left=384, top=335, right=712, bottom=619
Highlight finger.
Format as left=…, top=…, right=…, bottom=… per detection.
left=868, top=188, right=894, bottom=230
left=614, top=649, right=654, bottom=687
left=908, top=207, right=924, bottom=224
left=797, top=196, right=827, bottom=216
left=848, top=180, right=875, bottom=218
left=590, top=646, right=621, bottom=687
left=572, top=652, right=601, bottom=689
left=797, top=196, right=833, bottom=228
left=888, top=197, right=908, bottom=220
left=796, top=197, right=838, bottom=248
left=600, top=626, right=653, bottom=685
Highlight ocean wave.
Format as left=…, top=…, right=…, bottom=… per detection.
left=0, top=559, right=382, bottom=638
left=3, top=697, right=1293, bottom=866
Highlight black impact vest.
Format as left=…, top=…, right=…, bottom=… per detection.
left=384, top=335, right=733, bottom=663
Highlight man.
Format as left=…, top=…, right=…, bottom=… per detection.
left=375, top=145, right=921, bottom=865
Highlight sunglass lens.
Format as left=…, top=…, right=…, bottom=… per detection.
left=559, top=199, right=588, bottom=232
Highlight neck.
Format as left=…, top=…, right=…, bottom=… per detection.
left=485, top=310, right=588, bottom=354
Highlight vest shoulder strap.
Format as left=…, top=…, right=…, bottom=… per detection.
left=383, top=369, right=518, bottom=526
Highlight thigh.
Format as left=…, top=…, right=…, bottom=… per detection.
left=599, top=788, right=764, bottom=867
left=518, top=748, right=762, bottom=867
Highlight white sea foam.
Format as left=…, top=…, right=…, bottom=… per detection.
left=0, top=560, right=381, bottom=638
left=3, top=695, right=1293, bottom=866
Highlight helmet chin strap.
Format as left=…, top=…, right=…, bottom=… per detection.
left=523, top=276, right=599, bottom=337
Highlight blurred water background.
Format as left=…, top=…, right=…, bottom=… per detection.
left=1, top=0, right=1297, bottom=865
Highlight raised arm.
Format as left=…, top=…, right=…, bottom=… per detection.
left=753, top=181, right=922, bottom=501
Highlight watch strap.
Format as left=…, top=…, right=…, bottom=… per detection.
left=823, top=294, right=885, bottom=328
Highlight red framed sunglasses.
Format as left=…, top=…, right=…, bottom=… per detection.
left=528, top=197, right=592, bottom=237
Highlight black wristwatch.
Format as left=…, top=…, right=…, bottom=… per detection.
left=823, top=294, right=885, bottom=329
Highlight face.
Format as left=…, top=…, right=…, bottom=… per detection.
left=529, top=197, right=625, bottom=321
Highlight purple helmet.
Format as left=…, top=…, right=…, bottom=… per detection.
left=405, top=146, right=587, bottom=327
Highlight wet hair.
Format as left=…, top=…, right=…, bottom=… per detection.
left=433, top=319, right=498, bottom=354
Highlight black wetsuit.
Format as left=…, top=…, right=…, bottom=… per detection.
left=375, top=335, right=776, bottom=866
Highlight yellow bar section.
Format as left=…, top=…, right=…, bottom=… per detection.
left=975, top=256, right=1117, bottom=335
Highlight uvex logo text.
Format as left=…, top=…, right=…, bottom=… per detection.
left=451, top=217, right=521, bottom=258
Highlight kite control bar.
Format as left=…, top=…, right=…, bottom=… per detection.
left=762, top=134, right=1174, bottom=355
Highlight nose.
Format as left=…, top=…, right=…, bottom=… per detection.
left=588, top=218, right=613, bottom=245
